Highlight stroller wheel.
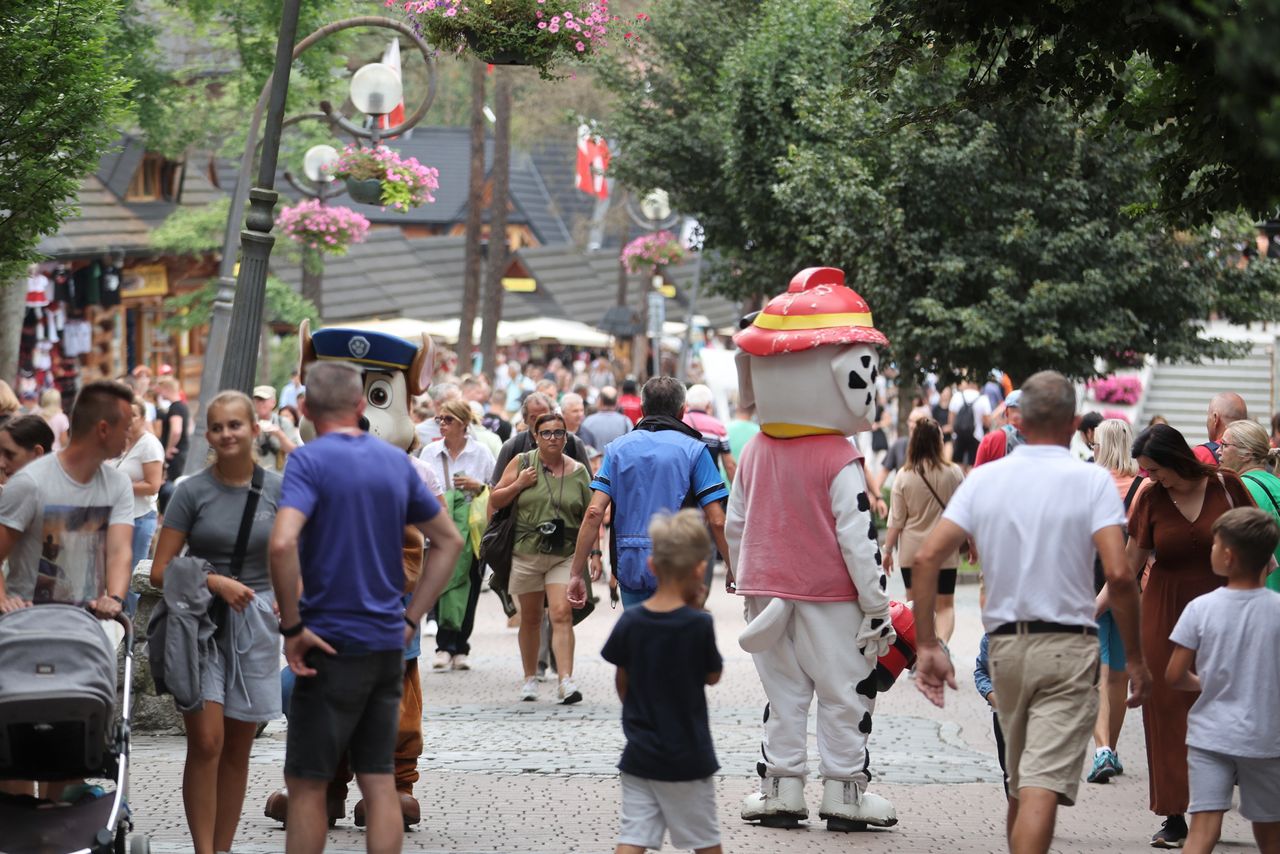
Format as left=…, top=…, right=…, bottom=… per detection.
left=129, top=834, right=151, bottom=854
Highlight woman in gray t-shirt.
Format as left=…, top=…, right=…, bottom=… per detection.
left=150, top=391, right=282, bottom=854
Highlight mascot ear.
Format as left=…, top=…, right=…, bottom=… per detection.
left=734, top=350, right=755, bottom=410
left=298, top=319, right=317, bottom=383
left=407, top=333, right=434, bottom=398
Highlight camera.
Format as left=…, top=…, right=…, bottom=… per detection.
left=537, top=518, right=565, bottom=552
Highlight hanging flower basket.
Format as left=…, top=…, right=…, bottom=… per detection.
left=395, top=0, right=617, bottom=79
left=621, top=231, right=685, bottom=273
left=276, top=201, right=371, bottom=255
left=327, top=144, right=440, bottom=212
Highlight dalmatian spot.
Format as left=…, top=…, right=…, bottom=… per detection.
left=865, top=392, right=873, bottom=406
left=859, top=712, right=873, bottom=734
left=861, top=355, right=871, bottom=368
left=863, top=749, right=873, bottom=782
left=757, top=761, right=767, bottom=778
left=879, top=575, right=888, bottom=591
left=856, top=492, right=870, bottom=513
left=762, top=703, right=770, bottom=724
left=881, top=626, right=891, bottom=637
left=855, top=672, right=879, bottom=699
left=870, top=617, right=884, bottom=630
left=847, top=370, right=869, bottom=390
left=859, top=645, right=867, bottom=656
left=874, top=550, right=882, bottom=565
left=867, top=518, right=878, bottom=540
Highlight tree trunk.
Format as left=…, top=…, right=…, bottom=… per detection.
left=479, top=69, right=511, bottom=379
left=300, top=248, right=324, bottom=318
left=0, top=275, right=26, bottom=385
left=615, top=210, right=630, bottom=306
left=457, top=61, right=486, bottom=375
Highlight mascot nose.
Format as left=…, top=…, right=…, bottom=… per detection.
left=358, top=415, right=370, bottom=432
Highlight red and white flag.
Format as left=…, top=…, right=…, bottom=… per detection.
left=377, top=39, right=406, bottom=134
left=575, top=124, right=609, bottom=199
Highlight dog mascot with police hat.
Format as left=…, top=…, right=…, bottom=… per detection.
left=727, top=266, right=900, bottom=832
left=265, top=320, right=436, bottom=829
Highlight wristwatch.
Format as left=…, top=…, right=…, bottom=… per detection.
left=589, top=549, right=602, bottom=557
left=108, top=594, right=125, bottom=605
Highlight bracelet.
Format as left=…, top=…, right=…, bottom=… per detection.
left=279, top=622, right=304, bottom=638
left=404, top=613, right=418, bottom=628
left=108, top=594, right=125, bottom=605
left=589, top=549, right=602, bottom=557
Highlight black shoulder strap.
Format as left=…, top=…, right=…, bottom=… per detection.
left=1243, top=472, right=1280, bottom=515
left=1123, top=475, right=1144, bottom=510
left=919, top=469, right=949, bottom=511
left=229, top=466, right=264, bottom=579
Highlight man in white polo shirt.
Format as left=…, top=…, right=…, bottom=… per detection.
left=911, top=370, right=1151, bottom=854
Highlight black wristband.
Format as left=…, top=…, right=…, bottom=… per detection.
left=279, top=622, right=304, bottom=638
left=589, top=550, right=602, bottom=557
left=404, top=613, right=418, bottom=628
left=108, top=594, right=125, bottom=605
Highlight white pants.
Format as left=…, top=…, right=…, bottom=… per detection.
left=746, top=596, right=877, bottom=782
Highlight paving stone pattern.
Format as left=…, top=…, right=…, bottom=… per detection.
left=124, top=573, right=1257, bottom=853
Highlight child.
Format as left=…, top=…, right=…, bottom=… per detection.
left=602, top=509, right=724, bottom=854
left=1166, top=507, right=1280, bottom=854
left=973, top=633, right=1009, bottom=799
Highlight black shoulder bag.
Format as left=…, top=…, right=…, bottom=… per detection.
left=209, top=465, right=266, bottom=638
left=482, top=453, right=528, bottom=617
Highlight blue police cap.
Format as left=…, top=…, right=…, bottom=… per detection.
left=311, top=327, right=418, bottom=371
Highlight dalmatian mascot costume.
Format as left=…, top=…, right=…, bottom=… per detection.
left=726, top=266, right=898, bottom=832
left=264, top=320, right=436, bottom=829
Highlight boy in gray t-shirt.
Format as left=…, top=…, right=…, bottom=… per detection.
left=1168, top=507, right=1280, bottom=853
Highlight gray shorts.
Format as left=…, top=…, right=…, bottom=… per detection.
left=618, top=773, right=720, bottom=851
left=1188, top=745, right=1280, bottom=823
left=201, top=591, right=282, bottom=723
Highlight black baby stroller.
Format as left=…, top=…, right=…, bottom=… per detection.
left=0, top=604, right=150, bottom=854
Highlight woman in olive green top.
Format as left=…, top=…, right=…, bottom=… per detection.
left=491, top=412, right=593, bottom=704
left=1220, top=419, right=1280, bottom=590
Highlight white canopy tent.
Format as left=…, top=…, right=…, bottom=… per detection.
left=336, top=316, right=613, bottom=348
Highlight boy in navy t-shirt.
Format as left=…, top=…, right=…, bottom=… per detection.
left=602, top=508, right=724, bottom=854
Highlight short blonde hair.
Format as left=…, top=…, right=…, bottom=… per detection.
left=648, top=509, right=711, bottom=579
left=438, top=397, right=478, bottom=425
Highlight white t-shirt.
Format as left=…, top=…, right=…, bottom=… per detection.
left=948, top=388, right=992, bottom=441
left=110, top=432, right=165, bottom=517
left=1170, top=587, right=1280, bottom=758
left=944, top=444, right=1126, bottom=631
left=418, top=436, right=496, bottom=488
left=0, top=455, right=133, bottom=604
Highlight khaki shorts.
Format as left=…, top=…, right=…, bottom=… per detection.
left=509, top=551, right=573, bottom=595
left=989, top=632, right=1099, bottom=806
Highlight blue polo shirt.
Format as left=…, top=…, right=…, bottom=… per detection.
left=592, top=430, right=728, bottom=593
left=280, top=432, right=440, bottom=650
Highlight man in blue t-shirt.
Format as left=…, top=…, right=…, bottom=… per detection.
left=569, top=376, right=731, bottom=610
left=269, top=361, right=462, bottom=854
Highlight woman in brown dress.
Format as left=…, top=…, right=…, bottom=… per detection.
left=1126, top=424, right=1255, bottom=848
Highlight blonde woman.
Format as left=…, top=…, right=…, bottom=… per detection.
left=1219, top=419, right=1280, bottom=591
left=38, top=389, right=69, bottom=451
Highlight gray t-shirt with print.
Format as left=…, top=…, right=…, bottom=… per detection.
left=162, top=467, right=283, bottom=592
left=0, top=454, right=133, bottom=604
left=1170, top=586, right=1280, bottom=758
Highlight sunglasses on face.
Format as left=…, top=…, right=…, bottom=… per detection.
left=435, top=415, right=458, bottom=425
left=537, top=429, right=567, bottom=440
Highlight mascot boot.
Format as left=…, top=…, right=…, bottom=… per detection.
left=819, top=779, right=898, bottom=831
left=741, top=776, right=808, bottom=828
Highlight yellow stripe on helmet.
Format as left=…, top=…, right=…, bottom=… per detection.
left=752, top=311, right=873, bottom=331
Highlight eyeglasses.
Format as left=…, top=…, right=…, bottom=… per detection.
left=537, top=429, right=567, bottom=440
left=1218, top=439, right=1235, bottom=449
left=434, top=415, right=458, bottom=425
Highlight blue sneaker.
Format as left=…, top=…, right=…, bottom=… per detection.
left=1087, top=749, right=1119, bottom=783
left=1113, top=751, right=1124, bottom=775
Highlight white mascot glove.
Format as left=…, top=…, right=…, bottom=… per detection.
left=856, top=606, right=895, bottom=661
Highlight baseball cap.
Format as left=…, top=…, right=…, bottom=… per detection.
left=1004, top=390, right=1023, bottom=408
left=252, top=385, right=276, bottom=400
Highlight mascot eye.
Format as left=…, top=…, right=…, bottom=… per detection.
left=367, top=379, right=393, bottom=410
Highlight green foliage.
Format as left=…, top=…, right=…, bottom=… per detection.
left=150, top=198, right=233, bottom=256
left=865, top=0, right=1280, bottom=225
left=601, top=0, right=1280, bottom=383
left=0, top=0, right=132, bottom=273
left=161, top=276, right=318, bottom=333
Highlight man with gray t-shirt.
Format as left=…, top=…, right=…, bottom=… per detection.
left=0, top=381, right=135, bottom=619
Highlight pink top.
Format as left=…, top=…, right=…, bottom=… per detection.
left=683, top=410, right=727, bottom=438
left=734, top=434, right=862, bottom=602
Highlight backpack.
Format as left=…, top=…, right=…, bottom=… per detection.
left=1001, top=424, right=1025, bottom=455
left=1199, top=441, right=1222, bottom=464
left=953, top=393, right=977, bottom=438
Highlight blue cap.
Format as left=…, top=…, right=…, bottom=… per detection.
left=311, top=327, right=418, bottom=371
left=1005, top=389, right=1023, bottom=408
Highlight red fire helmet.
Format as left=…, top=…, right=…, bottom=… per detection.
left=734, top=266, right=889, bottom=357
left=875, top=600, right=917, bottom=691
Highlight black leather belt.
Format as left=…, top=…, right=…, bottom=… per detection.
left=992, top=620, right=1097, bottom=637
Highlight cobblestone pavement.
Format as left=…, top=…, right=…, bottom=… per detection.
left=124, top=571, right=1257, bottom=853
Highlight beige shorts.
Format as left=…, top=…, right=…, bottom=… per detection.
left=509, top=551, right=573, bottom=595
left=989, top=632, right=1099, bottom=806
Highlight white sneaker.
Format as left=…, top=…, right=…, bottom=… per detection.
left=451, top=653, right=470, bottom=671
left=424, top=619, right=438, bottom=636
left=520, top=678, right=538, bottom=701
left=818, top=779, right=897, bottom=831
left=557, top=677, right=582, bottom=705
left=741, top=776, right=807, bottom=827
left=431, top=650, right=451, bottom=670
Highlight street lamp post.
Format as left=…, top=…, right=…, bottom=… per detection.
left=284, top=143, right=342, bottom=313
left=186, top=15, right=437, bottom=474
left=626, top=190, right=678, bottom=379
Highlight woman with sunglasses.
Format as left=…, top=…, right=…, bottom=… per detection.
left=491, top=411, right=593, bottom=704
left=418, top=398, right=495, bottom=670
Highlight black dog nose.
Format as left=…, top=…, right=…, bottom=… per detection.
left=358, top=416, right=370, bottom=432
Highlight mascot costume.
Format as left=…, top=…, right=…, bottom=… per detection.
left=265, top=320, right=436, bottom=829
left=727, top=266, right=909, bottom=832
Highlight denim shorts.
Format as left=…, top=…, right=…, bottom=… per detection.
left=1097, top=610, right=1126, bottom=670
left=284, top=647, right=403, bottom=779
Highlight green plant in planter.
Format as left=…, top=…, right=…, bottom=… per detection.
left=327, top=144, right=440, bottom=211
left=395, top=0, right=619, bottom=79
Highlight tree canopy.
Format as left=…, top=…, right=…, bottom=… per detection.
left=602, top=0, right=1280, bottom=382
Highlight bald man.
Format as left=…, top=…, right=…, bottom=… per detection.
left=1196, top=392, right=1248, bottom=465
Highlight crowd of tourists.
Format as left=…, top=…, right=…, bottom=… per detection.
left=1, top=350, right=1279, bottom=854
